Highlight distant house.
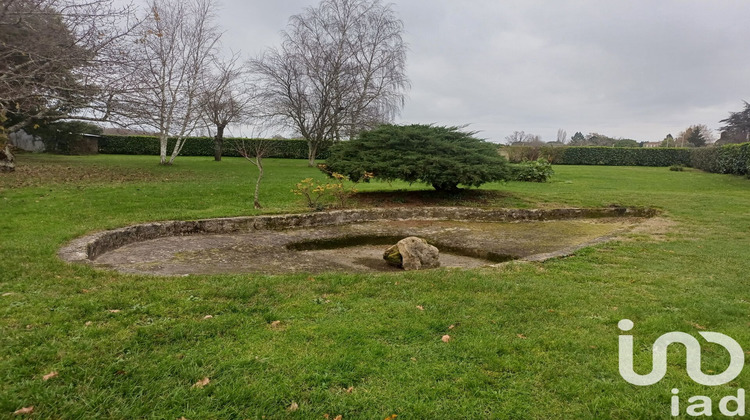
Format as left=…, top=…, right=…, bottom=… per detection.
left=642, top=142, right=661, bottom=148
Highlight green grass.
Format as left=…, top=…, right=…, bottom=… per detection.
left=2, top=154, right=750, bottom=419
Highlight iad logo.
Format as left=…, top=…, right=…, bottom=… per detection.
left=618, top=319, right=746, bottom=417
left=618, top=319, right=744, bottom=386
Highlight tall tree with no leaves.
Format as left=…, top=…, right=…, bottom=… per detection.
left=0, top=0, right=138, bottom=172
left=200, top=55, right=255, bottom=161
left=505, top=131, right=542, bottom=145
left=124, top=0, right=221, bottom=165
left=249, top=0, right=409, bottom=167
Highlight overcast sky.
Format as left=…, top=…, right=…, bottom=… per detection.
left=213, top=0, right=750, bottom=143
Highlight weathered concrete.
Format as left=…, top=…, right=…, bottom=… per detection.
left=58, top=206, right=659, bottom=275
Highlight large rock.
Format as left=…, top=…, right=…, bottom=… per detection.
left=383, top=236, right=440, bottom=270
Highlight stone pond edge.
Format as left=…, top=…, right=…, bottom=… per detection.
left=58, top=206, right=659, bottom=266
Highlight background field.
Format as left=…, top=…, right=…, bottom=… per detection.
left=2, top=154, right=750, bottom=419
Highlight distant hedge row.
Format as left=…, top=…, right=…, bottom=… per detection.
left=98, top=135, right=329, bottom=159
left=504, top=146, right=692, bottom=167
left=560, top=147, right=692, bottom=166
left=504, top=144, right=750, bottom=177
left=690, top=143, right=750, bottom=176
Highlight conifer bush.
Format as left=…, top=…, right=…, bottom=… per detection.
left=323, top=124, right=510, bottom=192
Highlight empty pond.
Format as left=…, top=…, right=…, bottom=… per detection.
left=60, top=207, right=658, bottom=276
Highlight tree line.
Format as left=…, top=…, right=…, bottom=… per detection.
left=0, top=0, right=409, bottom=171
left=505, top=104, right=750, bottom=149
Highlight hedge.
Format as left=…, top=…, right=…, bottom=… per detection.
left=98, top=135, right=329, bottom=159
left=503, top=144, right=750, bottom=177
left=560, top=147, right=692, bottom=166
left=502, top=146, right=691, bottom=167
left=690, top=143, right=750, bottom=176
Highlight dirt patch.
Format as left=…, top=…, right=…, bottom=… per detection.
left=0, top=156, right=160, bottom=191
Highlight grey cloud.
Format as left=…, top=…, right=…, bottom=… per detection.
left=218, top=0, right=750, bottom=142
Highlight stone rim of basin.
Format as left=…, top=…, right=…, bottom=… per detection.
left=57, top=206, right=660, bottom=275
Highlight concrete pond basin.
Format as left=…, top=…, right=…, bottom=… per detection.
left=59, top=206, right=660, bottom=276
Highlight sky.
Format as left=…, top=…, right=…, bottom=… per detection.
left=213, top=0, right=750, bottom=143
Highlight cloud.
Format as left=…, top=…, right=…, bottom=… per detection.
left=218, top=0, right=750, bottom=142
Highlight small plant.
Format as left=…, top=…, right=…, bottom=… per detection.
left=510, top=158, right=555, bottom=182
left=328, top=172, right=358, bottom=208
left=292, top=178, right=328, bottom=209
left=669, top=164, right=685, bottom=172
left=291, top=173, right=358, bottom=209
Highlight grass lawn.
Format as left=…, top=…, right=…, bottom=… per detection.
left=2, top=153, right=750, bottom=419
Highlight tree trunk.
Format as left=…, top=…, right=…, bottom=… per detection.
left=159, top=134, right=169, bottom=165
left=253, top=158, right=263, bottom=209
left=432, top=182, right=459, bottom=193
left=168, top=137, right=186, bottom=165
left=307, top=141, right=318, bottom=167
left=214, top=124, right=225, bottom=162
left=0, top=143, right=15, bottom=173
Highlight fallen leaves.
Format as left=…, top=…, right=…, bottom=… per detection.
left=107, top=309, right=121, bottom=313
left=42, top=371, right=58, bottom=381
left=441, top=335, right=451, bottom=343
left=0, top=162, right=159, bottom=190
left=202, top=315, right=213, bottom=320
left=384, top=415, right=398, bottom=420
left=448, top=324, right=455, bottom=330
left=689, top=322, right=707, bottom=330
left=13, top=406, right=33, bottom=415
left=516, top=334, right=527, bottom=339
left=1, top=292, right=13, bottom=297
left=345, top=386, right=354, bottom=394
left=416, top=305, right=424, bottom=311
left=191, top=377, right=210, bottom=389
left=287, top=402, right=299, bottom=412
left=84, top=321, right=93, bottom=326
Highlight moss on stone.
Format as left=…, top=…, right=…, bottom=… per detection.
left=383, top=245, right=403, bottom=268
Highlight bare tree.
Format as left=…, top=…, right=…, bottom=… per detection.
left=505, top=131, right=528, bottom=144
left=200, top=54, right=255, bottom=161
left=234, top=139, right=277, bottom=209
left=556, top=129, right=567, bottom=144
left=123, top=0, right=221, bottom=165
left=505, top=131, right=543, bottom=145
left=249, top=0, right=409, bottom=167
left=0, top=0, right=139, bottom=172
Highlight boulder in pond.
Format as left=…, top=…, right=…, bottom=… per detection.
left=383, top=237, right=440, bottom=270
